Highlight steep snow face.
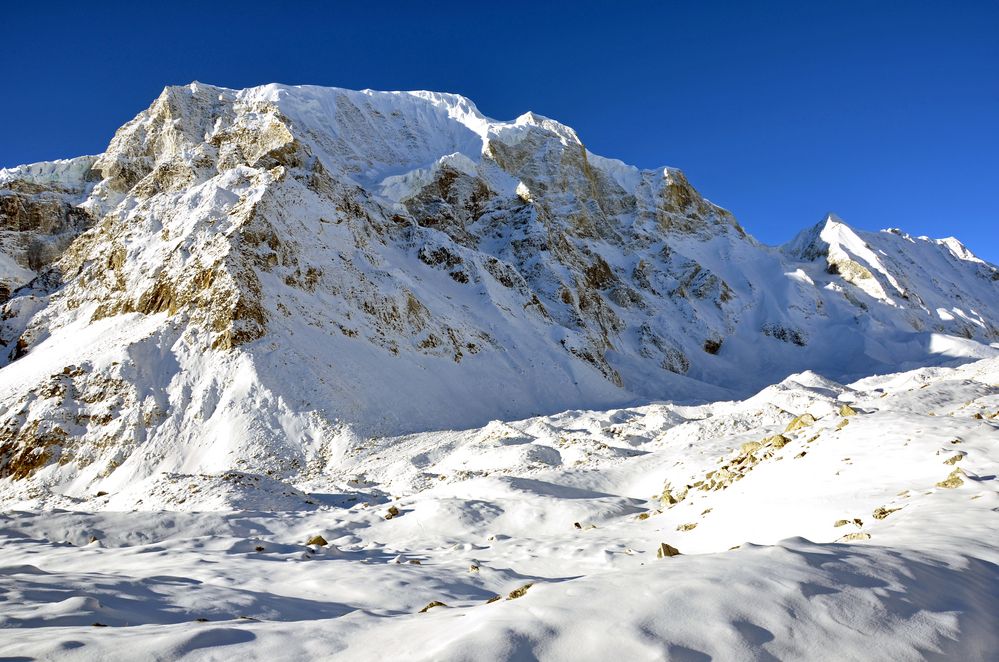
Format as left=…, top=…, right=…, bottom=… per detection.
left=0, top=83, right=997, bottom=495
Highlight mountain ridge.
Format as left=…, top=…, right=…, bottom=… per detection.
left=0, top=82, right=996, bottom=499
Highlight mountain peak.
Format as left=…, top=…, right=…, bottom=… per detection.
left=0, top=83, right=997, bottom=493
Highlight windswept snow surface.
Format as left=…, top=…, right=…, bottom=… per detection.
left=1, top=357, right=998, bottom=660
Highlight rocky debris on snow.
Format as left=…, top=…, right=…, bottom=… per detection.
left=943, top=454, right=964, bottom=465
left=838, top=404, right=858, bottom=417
left=677, top=523, right=697, bottom=531
left=936, top=468, right=965, bottom=489
left=785, top=413, right=817, bottom=432
left=507, top=583, right=533, bottom=600
left=419, top=601, right=447, bottom=613
left=385, top=505, right=400, bottom=519
left=872, top=507, right=900, bottom=520
left=306, top=535, right=328, bottom=546
left=838, top=532, right=872, bottom=542
left=656, top=543, right=681, bottom=558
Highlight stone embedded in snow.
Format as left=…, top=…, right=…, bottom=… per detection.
left=306, top=535, right=328, bottom=546
left=656, top=543, right=681, bottom=558
left=385, top=506, right=400, bottom=519
left=767, top=434, right=791, bottom=449
left=785, top=413, right=817, bottom=432
left=507, top=583, right=534, bottom=600
left=833, top=519, right=850, bottom=527
left=836, top=419, right=850, bottom=430
left=872, top=507, right=900, bottom=520
left=839, top=404, right=858, bottom=417
left=838, top=532, right=872, bottom=542
left=419, top=601, right=447, bottom=613
left=677, top=523, right=697, bottom=531
left=943, top=454, right=964, bottom=465
left=936, top=468, right=965, bottom=489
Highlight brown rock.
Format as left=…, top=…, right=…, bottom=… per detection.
left=936, top=468, right=965, bottom=489
left=419, top=601, right=447, bottom=613
left=785, top=413, right=817, bottom=432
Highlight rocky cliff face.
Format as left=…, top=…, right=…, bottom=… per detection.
left=0, top=82, right=996, bottom=498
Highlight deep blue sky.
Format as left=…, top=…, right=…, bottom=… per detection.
left=3, top=1, right=996, bottom=262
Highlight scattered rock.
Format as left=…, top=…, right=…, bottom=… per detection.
left=656, top=542, right=681, bottom=558
left=254, top=545, right=265, bottom=552
left=677, top=523, right=697, bottom=531
left=794, top=451, right=807, bottom=459
left=936, top=468, right=965, bottom=489
left=943, top=454, right=964, bottom=465
left=785, top=413, right=817, bottom=432
left=839, top=403, right=858, bottom=417
left=385, top=505, right=400, bottom=519
left=838, top=532, right=871, bottom=542
left=485, top=595, right=502, bottom=604
left=767, top=434, right=791, bottom=449
left=468, top=564, right=480, bottom=573
left=195, top=618, right=209, bottom=622
left=836, top=419, right=850, bottom=430
left=306, top=535, right=327, bottom=546
left=507, top=583, right=533, bottom=600
left=419, top=601, right=447, bottom=613
left=853, top=518, right=863, bottom=527
left=636, top=512, right=651, bottom=520
left=661, top=481, right=687, bottom=506
left=833, top=519, right=849, bottom=527
left=703, top=339, right=723, bottom=354
left=92, top=622, right=108, bottom=627
left=95, top=491, right=109, bottom=497
left=408, top=559, right=422, bottom=565
left=573, top=522, right=582, bottom=529
left=872, top=506, right=900, bottom=520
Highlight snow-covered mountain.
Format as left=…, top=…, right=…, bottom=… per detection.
left=1, top=82, right=997, bottom=500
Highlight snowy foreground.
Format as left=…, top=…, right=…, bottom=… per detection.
left=1, top=357, right=997, bottom=660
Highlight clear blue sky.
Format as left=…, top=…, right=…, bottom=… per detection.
left=3, top=1, right=996, bottom=262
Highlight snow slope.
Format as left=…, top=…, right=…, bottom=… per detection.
left=0, top=356, right=997, bottom=660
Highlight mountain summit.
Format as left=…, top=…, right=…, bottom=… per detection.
left=1, top=83, right=997, bottom=495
